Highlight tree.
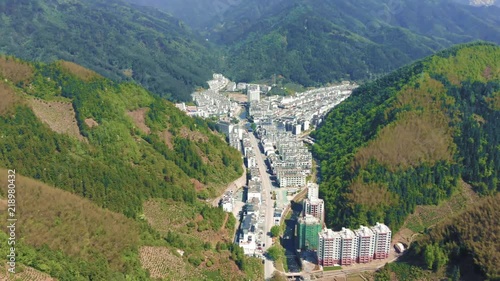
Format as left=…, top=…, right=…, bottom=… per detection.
left=424, top=244, right=435, bottom=270
left=450, top=266, right=461, bottom=281
left=270, top=226, right=281, bottom=238
left=267, top=245, right=283, bottom=261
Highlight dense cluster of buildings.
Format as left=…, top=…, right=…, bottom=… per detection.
left=176, top=74, right=239, bottom=118
left=248, top=83, right=357, bottom=133
left=237, top=130, right=266, bottom=256
left=295, top=185, right=392, bottom=267
left=255, top=123, right=312, bottom=188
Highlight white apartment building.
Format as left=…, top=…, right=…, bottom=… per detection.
left=338, top=227, right=358, bottom=265
left=371, top=222, right=392, bottom=259
left=354, top=226, right=375, bottom=263
left=317, top=223, right=391, bottom=267
left=307, top=183, right=319, bottom=199
left=276, top=168, right=306, bottom=188
left=247, top=84, right=260, bottom=102
left=318, top=228, right=342, bottom=266
left=303, top=198, right=325, bottom=223
left=278, top=173, right=306, bottom=188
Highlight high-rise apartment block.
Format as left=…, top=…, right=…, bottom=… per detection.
left=296, top=215, right=322, bottom=250
left=317, top=223, right=391, bottom=266
left=372, top=222, right=392, bottom=259
left=303, top=183, right=325, bottom=223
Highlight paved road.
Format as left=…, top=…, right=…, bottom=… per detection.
left=249, top=133, right=276, bottom=280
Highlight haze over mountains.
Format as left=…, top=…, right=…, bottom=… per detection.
left=1, top=0, right=499, bottom=101
left=0, top=0, right=217, bottom=101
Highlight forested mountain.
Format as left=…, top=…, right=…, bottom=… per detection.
left=312, top=42, right=499, bottom=239
left=211, top=0, right=500, bottom=85
left=0, top=56, right=242, bottom=217
left=124, top=0, right=233, bottom=28
left=0, top=57, right=263, bottom=280
left=373, top=192, right=499, bottom=281
left=0, top=0, right=218, bottom=101
left=409, top=193, right=500, bottom=280
left=2, top=0, right=499, bottom=101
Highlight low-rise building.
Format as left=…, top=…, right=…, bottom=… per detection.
left=238, top=214, right=257, bottom=255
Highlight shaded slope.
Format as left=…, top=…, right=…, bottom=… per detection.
left=0, top=0, right=217, bottom=101
left=213, top=0, right=500, bottom=85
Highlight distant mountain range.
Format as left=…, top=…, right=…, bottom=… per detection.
left=2, top=0, right=499, bottom=99
left=0, top=0, right=218, bottom=101
left=212, top=0, right=500, bottom=85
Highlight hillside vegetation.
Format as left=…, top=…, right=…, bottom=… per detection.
left=312, top=42, right=499, bottom=237
left=412, top=193, right=500, bottom=280
left=375, top=192, right=499, bottom=281
left=0, top=0, right=217, bottom=101
left=0, top=168, right=147, bottom=280
left=0, top=56, right=243, bottom=218
left=313, top=42, right=499, bottom=280
left=0, top=169, right=261, bottom=280
left=212, top=0, right=500, bottom=85
left=0, top=57, right=258, bottom=280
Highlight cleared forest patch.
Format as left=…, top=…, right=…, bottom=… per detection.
left=354, top=76, right=454, bottom=171
left=180, top=126, right=208, bottom=142
left=127, top=107, right=151, bottom=134
left=28, top=98, right=84, bottom=140
left=57, top=61, right=101, bottom=81
left=0, top=264, right=56, bottom=281
left=347, top=180, right=398, bottom=210
left=0, top=81, right=17, bottom=115
left=143, top=199, right=230, bottom=243
left=139, top=246, right=201, bottom=280
left=0, top=56, right=34, bottom=84
left=402, top=180, right=477, bottom=233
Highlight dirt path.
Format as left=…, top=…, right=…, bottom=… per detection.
left=220, top=213, right=229, bottom=231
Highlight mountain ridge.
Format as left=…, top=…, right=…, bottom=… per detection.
left=0, top=0, right=218, bottom=101
left=212, top=0, right=500, bottom=85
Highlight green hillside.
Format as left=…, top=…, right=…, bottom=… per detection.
left=312, top=42, right=499, bottom=233
left=374, top=192, right=499, bottom=281
left=0, top=0, right=218, bottom=101
left=213, top=0, right=500, bottom=85
left=0, top=56, right=260, bottom=280
left=0, top=169, right=262, bottom=281
left=0, top=55, right=242, bottom=217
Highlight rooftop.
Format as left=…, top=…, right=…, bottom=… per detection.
left=371, top=222, right=391, bottom=234
left=354, top=225, right=374, bottom=237
left=339, top=227, right=356, bottom=239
